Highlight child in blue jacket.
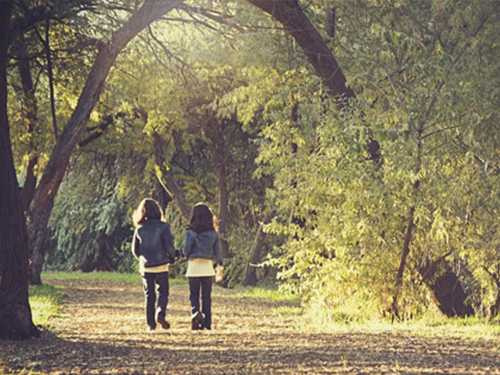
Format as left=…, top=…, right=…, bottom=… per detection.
left=182, top=203, right=223, bottom=330
left=132, top=198, right=176, bottom=332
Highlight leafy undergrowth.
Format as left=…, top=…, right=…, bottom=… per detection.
left=1, top=277, right=500, bottom=375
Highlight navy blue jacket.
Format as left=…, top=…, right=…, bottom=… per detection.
left=132, top=220, right=175, bottom=269
left=181, top=229, right=223, bottom=266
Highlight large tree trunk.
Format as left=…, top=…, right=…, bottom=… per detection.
left=0, top=1, right=40, bottom=340
left=419, top=259, right=474, bottom=317
left=27, top=0, right=184, bottom=285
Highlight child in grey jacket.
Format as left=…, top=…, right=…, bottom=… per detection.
left=182, top=203, right=223, bottom=330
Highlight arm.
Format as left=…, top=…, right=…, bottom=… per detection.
left=131, top=228, right=141, bottom=259
left=181, top=230, right=195, bottom=260
left=213, top=233, right=223, bottom=266
left=161, top=224, right=176, bottom=263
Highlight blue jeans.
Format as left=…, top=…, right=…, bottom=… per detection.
left=189, top=277, right=213, bottom=329
left=141, top=272, right=169, bottom=329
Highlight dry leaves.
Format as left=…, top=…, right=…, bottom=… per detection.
left=1, top=278, right=499, bottom=374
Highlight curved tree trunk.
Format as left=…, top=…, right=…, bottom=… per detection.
left=152, top=131, right=192, bottom=222
left=0, top=1, right=40, bottom=340
left=27, top=0, right=184, bottom=285
left=247, top=0, right=354, bottom=101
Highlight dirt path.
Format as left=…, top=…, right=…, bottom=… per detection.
left=1, top=278, right=500, bottom=374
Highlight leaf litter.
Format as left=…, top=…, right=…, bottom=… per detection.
left=1, top=278, right=499, bottom=374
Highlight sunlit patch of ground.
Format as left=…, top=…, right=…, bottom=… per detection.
left=1, top=278, right=500, bottom=374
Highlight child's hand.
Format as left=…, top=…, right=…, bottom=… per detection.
left=215, top=267, right=223, bottom=283
left=182, top=257, right=188, bottom=261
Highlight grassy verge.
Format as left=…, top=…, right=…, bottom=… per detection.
left=42, top=271, right=188, bottom=285
left=233, top=287, right=500, bottom=336
left=304, top=304, right=500, bottom=338
left=29, top=284, right=66, bottom=327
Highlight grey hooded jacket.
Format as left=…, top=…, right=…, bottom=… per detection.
left=182, top=229, right=223, bottom=266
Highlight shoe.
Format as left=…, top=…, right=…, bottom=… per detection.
left=146, top=326, right=156, bottom=332
left=157, top=317, right=171, bottom=330
left=191, top=311, right=204, bottom=330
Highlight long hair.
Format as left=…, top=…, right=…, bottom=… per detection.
left=188, top=203, right=215, bottom=233
left=132, top=198, right=163, bottom=227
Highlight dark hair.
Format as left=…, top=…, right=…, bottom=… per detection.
left=188, top=203, right=215, bottom=233
left=133, top=198, right=163, bottom=226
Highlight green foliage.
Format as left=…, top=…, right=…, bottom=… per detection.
left=46, top=151, right=137, bottom=273
left=252, top=0, right=500, bottom=320
left=10, top=0, right=500, bottom=322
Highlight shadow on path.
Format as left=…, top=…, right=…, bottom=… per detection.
left=1, top=277, right=499, bottom=375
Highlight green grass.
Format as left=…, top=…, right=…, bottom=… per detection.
left=400, top=316, right=500, bottom=338
left=42, top=271, right=188, bottom=285
left=272, top=305, right=304, bottom=317
left=304, top=304, right=500, bottom=339
left=29, top=284, right=66, bottom=327
left=234, top=285, right=299, bottom=303
left=43, top=271, right=141, bottom=282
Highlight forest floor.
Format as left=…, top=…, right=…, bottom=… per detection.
left=1, top=277, right=500, bottom=375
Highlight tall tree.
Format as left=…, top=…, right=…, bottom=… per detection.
left=0, top=1, right=40, bottom=340
left=28, top=0, right=185, bottom=284
left=247, top=0, right=488, bottom=317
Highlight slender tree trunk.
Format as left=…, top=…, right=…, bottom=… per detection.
left=481, top=266, right=500, bottom=319
left=44, top=18, right=58, bottom=140
left=205, top=118, right=231, bottom=258
left=391, top=207, right=415, bottom=318
left=491, top=290, right=500, bottom=319
left=243, top=213, right=273, bottom=286
left=391, top=120, right=424, bottom=318
left=0, top=1, right=40, bottom=340
left=17, top=32, right=39, bottom=212
left=27, top=0, right=184, bottom=284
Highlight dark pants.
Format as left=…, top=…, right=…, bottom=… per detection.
left=141, top=272, right=169, bottom=329
left=189, top=276, right=213, bottom=329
